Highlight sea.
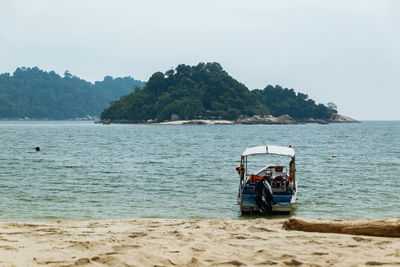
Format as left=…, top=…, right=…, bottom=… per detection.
left=0, top=121, right=399, bottom=221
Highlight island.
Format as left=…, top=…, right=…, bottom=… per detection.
left=0, top=67, right=144, bottom=120
left=100, top=62, right=358, bottom=124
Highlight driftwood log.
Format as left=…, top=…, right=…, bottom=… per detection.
left=283, top=217, right=400, bottom=237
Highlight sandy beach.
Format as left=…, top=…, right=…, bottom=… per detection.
left=158, top=120, right=234, bottom=125
left=1, top=218, right=399, bottom=266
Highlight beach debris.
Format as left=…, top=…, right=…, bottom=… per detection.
left=283, top=217, right=400, bottom=237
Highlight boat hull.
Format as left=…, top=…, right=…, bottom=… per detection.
left=238, top=183, right=297, bottom=214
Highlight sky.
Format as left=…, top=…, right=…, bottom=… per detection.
left=1, top=0, right=399, bottom=120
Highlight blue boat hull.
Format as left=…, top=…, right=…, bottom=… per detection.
left=238, top=182, right=296, bottom=213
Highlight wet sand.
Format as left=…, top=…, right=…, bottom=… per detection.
left=0, top=218, right=399, bottom=266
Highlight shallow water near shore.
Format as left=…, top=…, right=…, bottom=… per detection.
left=0, top=121, right=399, bottom=221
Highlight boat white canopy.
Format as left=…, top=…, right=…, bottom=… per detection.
left=241, top=145, right=295, bottom=158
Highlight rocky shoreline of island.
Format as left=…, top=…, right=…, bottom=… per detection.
left=98, top=113, right=359, bottom=125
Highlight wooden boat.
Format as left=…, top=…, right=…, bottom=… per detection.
left=237, top=145, right=297, bottom=214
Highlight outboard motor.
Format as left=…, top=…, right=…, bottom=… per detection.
left=255, top=179, right=274, bottom=213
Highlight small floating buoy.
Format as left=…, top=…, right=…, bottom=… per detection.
left=35, top=147, right=40, bottom=152
left=331, top=154, right=336, bottom=158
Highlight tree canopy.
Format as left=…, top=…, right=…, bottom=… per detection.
left=0, top=67, right=144, bottom=119
left=101, top=63, right=336, bottom=122
left=0, top=64, right=337, bottom=121
left=252, top=85, right=337, bottom=120
left=101, top=62, right=268, bottom=121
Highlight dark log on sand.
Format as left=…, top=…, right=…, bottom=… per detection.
left=283, top=217, right=400, bottom=237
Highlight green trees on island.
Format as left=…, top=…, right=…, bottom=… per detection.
left=101, top=63, right=269, bottom=121
left=252, top=85, right=335, bottom=120
left=0, top=63, right=337, bottom=121
left=101, top=62, right=336, bottom=122
left=0, top=67, right=143, bottom=119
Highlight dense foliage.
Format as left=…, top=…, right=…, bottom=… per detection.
left=101, top=63, right=269, bottom=121
left=0, top=64, right=336, bottom=121
left=252, top=85, right=337, bottom=120
left=102, top=63, right=336, bottom=122
left=0, top=67, right=143, bottom=119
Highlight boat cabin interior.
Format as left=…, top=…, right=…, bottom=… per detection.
left=247, top=165, right=293, bottom=193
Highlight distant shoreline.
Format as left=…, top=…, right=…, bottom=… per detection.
left=159, top=119, right=233, bottom=125
left=0, top=114, right=361, bottom=124
left=97, top=114, right=360, bottom=125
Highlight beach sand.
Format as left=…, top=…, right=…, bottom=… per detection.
left=0, top=218, right=399, bottom=266
left=159, top=120, right=233, bottom=125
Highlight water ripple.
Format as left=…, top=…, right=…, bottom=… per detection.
left=0, top=121, right=399, bottom=221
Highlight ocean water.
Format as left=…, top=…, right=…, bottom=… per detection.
left=0, top=121, right=399, bottom=221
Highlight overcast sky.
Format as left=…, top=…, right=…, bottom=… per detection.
left=1, top=0, right=399, bottom=120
